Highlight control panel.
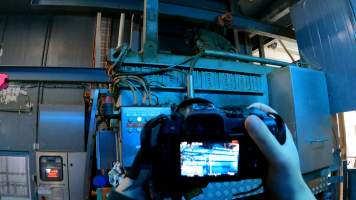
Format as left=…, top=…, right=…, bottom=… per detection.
left=120, top=107, right=171, bottom=167
left=39, top=156, right=64, bottom=181
left=36, top=152, right=69, bottom=200
left=36, top=152, right=86, bottom=200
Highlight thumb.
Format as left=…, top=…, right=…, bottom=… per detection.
left=245, top=115, right=282, bottom=162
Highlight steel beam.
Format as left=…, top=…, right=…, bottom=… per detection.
left=1, top=66, right=109, bottom=83
left=83, top=89, right=100, bottom=200
left=248, top=0, right=294, bottom=40
left=141, top=0, right=158, bottom=58
left=203, top=50, right=292, bottom=67
left=31, top=0, right=295, bottom=40
left=259, top=0, right=294, bottom=22
left=122, top=52, right=272, bottom=74
left=159, top=3, right=295, bottom=40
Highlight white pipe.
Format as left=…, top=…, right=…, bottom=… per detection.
left=129, top=14, right=135, bottom=49
left=186, top=73, right=194, bottom=98
left=118, top=13, right=126, bottom=47
left=95, top=12, right=102, bottom=68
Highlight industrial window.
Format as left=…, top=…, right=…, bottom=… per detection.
left=253, top=39, right=300, bottom=64
left=344, top=111, right=356, bottom=168
left=0, top=154, right=31, bottom=199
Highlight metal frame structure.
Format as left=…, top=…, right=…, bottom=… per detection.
left=31, top=0, right=295, bottom=41
left=141, top=0, right=159, bottom=58
left=84, top=89, right=100, bottom=200
left=0, top=0, right=344, bottom=199
left=1, top=66, right=108, bottom=83
left=105, top=1, right=340, bottom=199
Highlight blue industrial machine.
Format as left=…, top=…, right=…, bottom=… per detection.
left=96, top=130, right=117, bottom=170
left=0, top=0, right=355, bottom=199
left=120, top=107, right=171, bottom=167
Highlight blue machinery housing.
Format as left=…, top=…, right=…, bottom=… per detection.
left=0, top=0, right=356, bottom=199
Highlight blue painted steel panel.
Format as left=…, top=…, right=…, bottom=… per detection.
left=38, top=104, right=85, bottom=151
left=96, top=131, right=117, bottom=169
left=349, top=169, right=356, bottom=200
left=350, top=0, right=356, bottom=18
left=291, top=0, right=356, bottom=113
left=120, top=107, right=171, bottom=167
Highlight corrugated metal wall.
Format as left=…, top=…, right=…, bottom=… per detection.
left=0, top=13, right=92, bottom=198
left=0, top=14, right=95, bottom=67
left=0, top=14, right=94, bottom=151
left=0, top=15, right=47, bottom=66
left=291, top=0, right=356, bottom=113
left=46, top=15, right=95, bottom=67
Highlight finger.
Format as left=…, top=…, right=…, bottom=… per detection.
left=245, top=115, right=282, bottom=161
left=116, top=177, right=134, bottom=192
left=247, top=103, right=277, bottom=114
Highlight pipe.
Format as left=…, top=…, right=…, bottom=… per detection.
left=203, top=49, right=292, bottom=67
left=278, top=39, right=295, bottom=62
left=129, top=14, right=135, bottom=49
left=95, top=12, right=102, bottom=67
left=186, top=73, right=194, bottom=98
left=117, top=13, right=126, bottom=47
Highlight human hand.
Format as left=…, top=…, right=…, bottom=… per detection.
left=244, top=103, right=315, bottom=200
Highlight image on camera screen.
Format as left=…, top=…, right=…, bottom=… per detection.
left=180, top=141, right=239, bottom=177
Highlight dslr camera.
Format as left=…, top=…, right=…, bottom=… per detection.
left=133, top=98, right=286, bottom=197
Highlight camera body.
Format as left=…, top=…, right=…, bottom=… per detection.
left=139, top=98, right=286, bottom=196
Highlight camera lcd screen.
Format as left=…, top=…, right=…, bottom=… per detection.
left=180, top=141, right=239, bottom=177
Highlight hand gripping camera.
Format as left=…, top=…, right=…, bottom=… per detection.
left=130, top=98, right=286, bottom=197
